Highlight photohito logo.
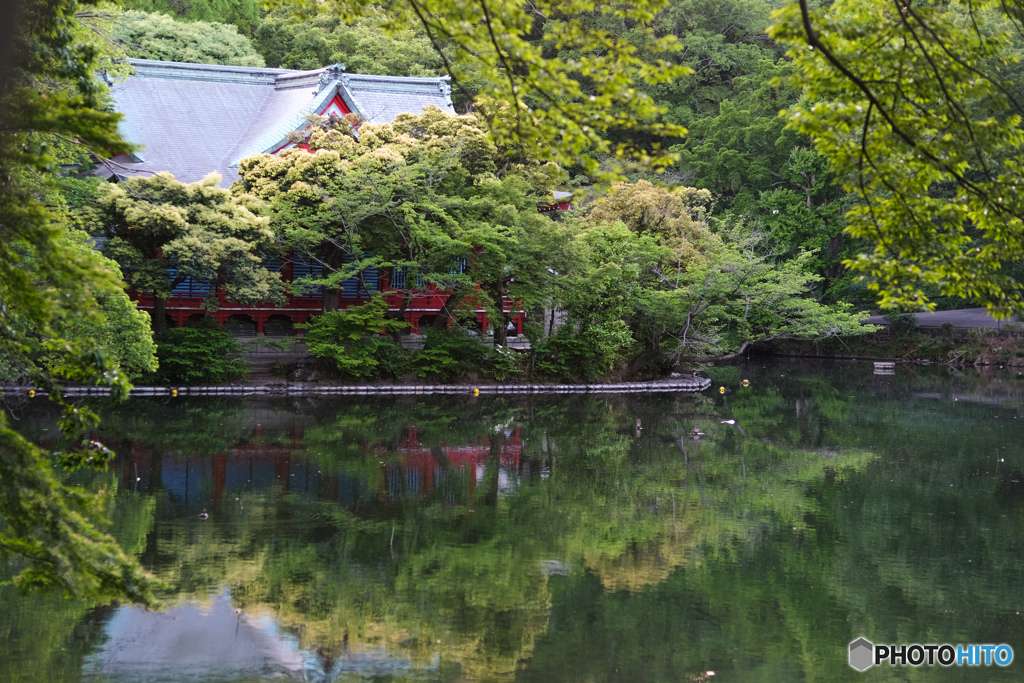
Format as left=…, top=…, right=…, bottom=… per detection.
left=849, top=638, right=1013, bottom=671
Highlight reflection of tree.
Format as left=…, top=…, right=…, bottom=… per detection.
left=12, top=365, right=1024, bottom=680
left=92, top=391, right=881, bottom=679
left=95, top=398, right=250, bottom=457
left=532, top=396, right=876, bottom=594
left=227, top=434, right=551, bottom=681
left=0, top=470, right=156, bottom=682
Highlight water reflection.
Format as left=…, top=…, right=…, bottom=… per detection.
left=83, top=589, right=435, bottom=683
left=4, top=360, right=1024, bottom=681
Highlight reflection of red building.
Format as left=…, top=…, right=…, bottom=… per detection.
left=385, top=426, right=523, bottom=497
left=115, top=422, right=522, bottom=506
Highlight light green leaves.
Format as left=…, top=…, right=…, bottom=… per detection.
left=97, top=172, right=283, bottom=308
left=291, top=0, right=694, bottom=178
left=772, top=0, right=1024, bottom=316
left=112, top=10, right=266, bottom=66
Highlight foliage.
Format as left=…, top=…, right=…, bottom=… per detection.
left=40, top=231, right=158, bottom=381
left=288, top=0, right=693, bottom=178
left=77, top=282, right=158, bottom=381
left=531, top=321, right=635, bottom=381
left=94, top=172, right=282, bottom=333
left=552, top=206, right=871, bottom=367
left=884, top=310, right=919, bottom=339
left=486, top=344, right=521, bottom=381
left=254, top=7, right=444, bottom=75
left=771, top=0, right=1024, bottom=317
left=117, top=0, right=260, bottom=35
left=0, top=412, right=156, bottom=603
left=111, top=10, right=265, bottom=66
left=301, top=294, right=409, bottom=378
left=411, top=328, right=490, bottom=380
left=661, top=227, right=872, bottom=356
left=0, top=0, right=162, bottom=604
left=143, top=326, right=246, bottom=385
left=586, top=180, right=715, bottom=265
left=236, top=107, right=560, bottom=344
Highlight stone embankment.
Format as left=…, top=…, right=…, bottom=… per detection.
left=8, top=376, right=712, bottom=399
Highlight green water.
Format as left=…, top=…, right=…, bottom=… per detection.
left=3, top=359, right=1024, bottom=682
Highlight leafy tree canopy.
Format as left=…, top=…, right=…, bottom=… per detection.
left=0, top=0, right=159, bottom=606
left=253, top=7, right=444, bottom=76
left=95, top=172, right=283, bottom=334
left=586, top=180, right=715, bottom=265
left=117, top=0, right=260, bottom=35
left=771, top=0, right=1024, bottom=316
left=274, top=0, right=694, bottom=178
left=235, top=106, right=561, bottom=343
left=111, top=10, right=265, bottom=66
left=536, top=188, right=870, bottom=377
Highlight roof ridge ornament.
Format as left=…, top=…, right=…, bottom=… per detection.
left=439, top=76, right=452, bottom=106
left=316, top=63, right=346, bottom=94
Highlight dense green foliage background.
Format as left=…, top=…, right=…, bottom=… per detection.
left=94, top=0, right=876, bottom=307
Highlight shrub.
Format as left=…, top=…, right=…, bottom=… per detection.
left=367, top=337, right=410, bottom=379
left=884, top=310, right=919, bottom=338
left=412, top=329, right=490, bottom=380
left=300, top=295, right=408, bottom=378
left=143, top=327, right=246, bottom=385
left=486, top=346, right=521, bottom=381
left=530, top=321, right=634, bottom=381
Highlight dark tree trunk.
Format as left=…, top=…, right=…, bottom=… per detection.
left=322, top=244, right=347, bottom=313
left=430, top=287, right=464, bottom=331
left=624, top=344, right=663, bottom=379
left=152, top=296, right=168, bottom=335
left=827, top=234, right=845, bottom=281
left=485, top=279, right=511, bottom=346
left=493, top=320, right=508, bottom=347
left=389, top=290, right=413, bottom=343
left=323, top=288, right=339, bottom=312
left=430, top=444, right=451, bottom=472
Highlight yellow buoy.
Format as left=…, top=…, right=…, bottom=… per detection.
left=473, top=388, right=480, bottom=396
left=28, top=390, right=35, bottom=398
left=172, top=389, right=178, bottom=397
left=741, top=379, right=750, bottom=387
left=719, top=386, right=726, bottom=394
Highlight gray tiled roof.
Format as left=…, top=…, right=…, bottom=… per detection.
left=100, top=59, right=455, bottom=186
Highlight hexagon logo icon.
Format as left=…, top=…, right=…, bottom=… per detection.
left=849, top=638, right=874, bottom=671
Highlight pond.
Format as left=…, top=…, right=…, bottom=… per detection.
left=3, top=359, right=1024, bottom=682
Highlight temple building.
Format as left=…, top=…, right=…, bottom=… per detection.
left=99, top=59, right=456, bottom=187
left=100, top=58, right=537, bottom=336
